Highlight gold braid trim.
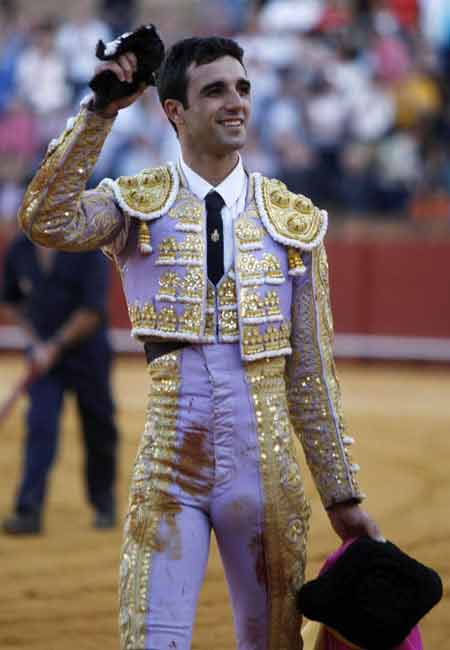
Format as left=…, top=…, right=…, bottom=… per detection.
left=119, top=353, right=182, bottom=650
left=286, top=245, right=362, bottom=508
left=246, top=357, right=310, bottom=650
left=18, top=107, right=122, bottom=251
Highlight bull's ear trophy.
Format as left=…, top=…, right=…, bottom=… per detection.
left=89, top=24, right=165, bottom=110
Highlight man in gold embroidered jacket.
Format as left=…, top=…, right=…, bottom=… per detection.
left=17, top=33, right=382, bottom=650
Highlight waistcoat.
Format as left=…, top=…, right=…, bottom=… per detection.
left=102, top=164, right=327, bottom=362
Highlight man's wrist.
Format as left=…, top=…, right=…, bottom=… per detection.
left=86, top=96, right=118, bottom=119
left=326, top=498, right=361, bottom=512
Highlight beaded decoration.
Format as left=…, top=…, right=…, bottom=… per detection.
left=288, top=247, right=306, bottom=276
left=138, top=220, right=152, bottom=255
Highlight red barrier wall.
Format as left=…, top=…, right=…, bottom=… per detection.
left=2, top=231, right=450, bottom=340
left=326, top=239, right=450, bottom=337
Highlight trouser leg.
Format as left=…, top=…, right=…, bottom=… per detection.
left=74, top=360, right=118, bottom=515
left=242, top=357, right=311, bottom=650
left=208, top=350, right=310, bottom=650
left=16, top=371, right=64, bottom=516
left=119, top=350, right=214, bottom=650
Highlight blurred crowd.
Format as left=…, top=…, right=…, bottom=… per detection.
left=1, top=0, right=450, bottom=232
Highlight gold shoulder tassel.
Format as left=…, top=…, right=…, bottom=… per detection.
left=138, top=220, right=152, bottom=255
left=288, top=247, right=306, bottom=275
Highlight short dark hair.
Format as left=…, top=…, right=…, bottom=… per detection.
left=156, top=36, right=245, bottom=130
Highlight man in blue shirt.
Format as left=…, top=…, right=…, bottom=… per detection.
left=1, top=234, right=119, bottom=534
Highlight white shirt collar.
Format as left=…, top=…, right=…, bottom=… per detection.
left=179, top=154, right=246, bottom=209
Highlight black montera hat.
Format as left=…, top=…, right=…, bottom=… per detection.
left=296, top=536, right=442, bottom=650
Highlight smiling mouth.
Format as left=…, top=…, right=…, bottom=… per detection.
left=218, top=119, right=244, bottom=128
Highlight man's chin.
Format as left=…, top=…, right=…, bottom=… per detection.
left=217, top=134, right=247, bottom=153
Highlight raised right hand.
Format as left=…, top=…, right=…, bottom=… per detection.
left=91, top=52, right=146, bottom=117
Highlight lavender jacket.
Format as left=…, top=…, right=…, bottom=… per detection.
left=18, top=105, right=362, bottom=509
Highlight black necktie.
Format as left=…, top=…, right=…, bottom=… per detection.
left=205, top=191, right=225, bottom=285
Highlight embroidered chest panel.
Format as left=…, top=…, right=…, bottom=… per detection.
left=118, top=184, right=297, bottom=359
left=233, top=201, right=293, bottom=361
left=122, top=189, right=211, bottom=342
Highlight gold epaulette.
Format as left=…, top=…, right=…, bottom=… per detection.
left=101, top=162, right=179, bottom=221
left=255, top=175, right=328, bottom=250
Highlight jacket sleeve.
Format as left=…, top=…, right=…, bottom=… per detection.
left=18, top=105, right=129, bottom=253
left=285, top=242, right=364, bottom=509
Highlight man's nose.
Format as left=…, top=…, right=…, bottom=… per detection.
left=224, top=89, right=244, bottom=110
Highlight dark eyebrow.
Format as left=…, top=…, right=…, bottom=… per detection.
left=200, top=80, right=226, bottom=96
left=200, top=78, right=251, bottom=96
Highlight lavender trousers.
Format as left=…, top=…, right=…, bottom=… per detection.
left=119, top=343, right=311, bottom=650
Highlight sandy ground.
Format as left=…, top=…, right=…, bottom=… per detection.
left=0, top=354, right=448, bottom=649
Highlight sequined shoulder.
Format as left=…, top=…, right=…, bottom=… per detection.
left=102, top=163, right=180, bottom=221
left=254, top=174, right=327, bottom=250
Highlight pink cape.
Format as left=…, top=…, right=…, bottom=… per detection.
left=301, top=539, right=423, bottom=650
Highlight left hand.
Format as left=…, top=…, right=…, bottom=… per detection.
left=327, top=502, right=385, bottom=542
left=30, top=340, right=61, bottom=375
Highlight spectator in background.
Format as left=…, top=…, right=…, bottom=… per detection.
left=100, top=0, right=138, bottom=35
left=1, top=236, right=119, bottom=535
left=2, top=0, right=450, bottom=223
left=56, top=0, right=112, bottom=104
left=369, top=9, right=412, bottom=83
left=304, top=72, right=348, bottom=205
left=0, top=0, right=29, bottom=113
left=373, top=125, right=422, bottom=213
left=420, top=0, right=450, bottom=78
left=0, top=97, right=39, bottom=234
left=273, top=130, right=317, bottom=198
left=15, top=17, right=71, bottom=147
left=241, top=125, right=277, bottom=177
left=387, top=0, right=419, bottom=31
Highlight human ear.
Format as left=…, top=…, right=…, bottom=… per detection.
left=164, top=99, right=185, bottom=126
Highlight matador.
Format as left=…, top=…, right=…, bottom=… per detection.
left=17, top=33, right=381, bottom=650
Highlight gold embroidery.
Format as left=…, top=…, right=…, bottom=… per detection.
left=279, top=321, right=291, bottom=349
left=237, top=253, right=263, bottom=284
left=119, top=352, right=181, bottom=650
left=265, top=290, right=282, bottom=319
left=262, top=253, right=285, bottom=283
left=157, top=306, right=177, bottom=333
left=218, top=276, right=237, bottom=307
left=264, top=325, right=281, bottom=351
left=138, top=220, right=152, bottom=255
left=18, top=109, right=121, bottom=251
left=206, top=284, right=215, bottom=309
left=261, top=177, right=325, bottom=247
left=157, top=237, right=178, bottom=264
left=219, top=309, right=239, bottom=337
left=285, top=245, right=362, bottom=507
left=178, top=233, right=203, bottom=263
left=242, top=321, right=292, bottom=358
left=288, top=247, right=305, bottom=274
left=128, top=301, right=157, bottom=330
left=178, top=304, right=202, bottom=335
left=158, top=271, right=179, bottom=300
left=178, top=268, right=204, bottom=302
left=129, top=299, right=206, bottom=339
left=169, top=196, right=203, bottom=230
left=156, top=234, right=204, bottom=266
left=241, top=288, right=266, bottom=321
left=117, top=166, right=173, bottom=214
left=245, top=358, right=310, bottom=649
left=235, top=219, right=264, bottom=249
left=204, top=311, right=216, bottom=338
left=243, top=325, right=265, bottom=356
